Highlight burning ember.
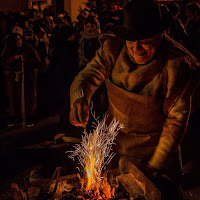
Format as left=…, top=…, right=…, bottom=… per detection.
left=68, top=115, right=124, bottom=199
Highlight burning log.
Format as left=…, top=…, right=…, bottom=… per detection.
left=116, top=173, right=145, bottom=199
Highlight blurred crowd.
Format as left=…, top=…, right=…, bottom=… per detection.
left=0, top=1, right=200, bottom=131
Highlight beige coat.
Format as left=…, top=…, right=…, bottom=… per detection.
left=70, top=34, right=200, bottom=180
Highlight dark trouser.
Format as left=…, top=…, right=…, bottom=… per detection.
left=59, top=84, right=71, bottom=131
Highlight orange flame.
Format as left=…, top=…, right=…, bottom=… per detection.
left=69, top=116, right=124, bottom=199
left=78, top=171, right=113, bottom=199
left=85, top=156, right=96, bottom=191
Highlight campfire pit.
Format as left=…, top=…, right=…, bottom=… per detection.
left=11, top=115, right=161, bottom=200
left=11, top=161, right=161, bottom=200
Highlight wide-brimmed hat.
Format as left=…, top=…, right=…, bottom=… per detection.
left=114, top=0, right=164, bottom=41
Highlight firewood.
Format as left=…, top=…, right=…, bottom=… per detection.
left=49, top=182, right=74, bottom=193
left=119, top=157, right=161, bottom=200
left=23, top=174, right=78, bottom=189
left=116, top=173, right=145, bottom=199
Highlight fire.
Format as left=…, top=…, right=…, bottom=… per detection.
left=68, top=115, right=124, bottom=199
left=85, top=156, right=96, bottom=191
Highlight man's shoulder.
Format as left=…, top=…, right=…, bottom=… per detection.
left=98, top=34, right=125, bottom=53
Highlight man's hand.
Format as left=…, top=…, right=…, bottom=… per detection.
left=14, top=55, right=21, bottom=60
left=69, top=97, right=90, bottom=127
left=15, top=55, right=24, bottom=62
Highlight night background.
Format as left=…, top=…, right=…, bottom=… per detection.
left=0, top=0, right=200, bottom=199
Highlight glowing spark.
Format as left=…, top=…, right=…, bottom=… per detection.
left=68, top=114, right=124, bottom=197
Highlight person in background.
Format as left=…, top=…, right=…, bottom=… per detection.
left=1, top=26, right=41, bottom=127
left=33, top=25, right=49, bottom=118
left=69, top=0, right=200, bottom=199
left=185, top=2, right=200, bottom=60
left=181, top=2, right=200, bottom=185
left=185, top=2, right=200, bottom=33
left=167, top=2, right=188, bottom=47
left=23, top=26, right=38, bottom=49
left=50, top=14, right=72, bottom=46
left=27, top=19, right=35, bottom=28
left=56, top=13, right=72, bottom=28
left=75, top=9, right=88, bottom=33
left=47, top=25, right=79, bottom=132
left=0, top=12, right=8, bottom=113
left=43, top=16, right=55, bottom=37
left=99, top=10, right=116, bottom=33
left=78, top=15, right=108, bottom=118
left=88, top=9, right=98, bottom=19
left=34, top=26, right=49, bottom=73
left=78, top=16, right=101, bottom=70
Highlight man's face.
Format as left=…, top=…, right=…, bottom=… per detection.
left=62, top=18, right=70, bottom=26
left=45, top=18, right=52, bottom=25
left=16, top=35, right=22, bottom=48
left=25, top=33, right=34, bottom=41
left=85, top=23, right=97, bottom=34
left=67, top=34, right=76, bottom=41
left=126, top=33, right=163, bottom=64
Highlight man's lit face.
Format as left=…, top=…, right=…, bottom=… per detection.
left=16, top=35, right=22, bottom=47
left=85, top=23, right=97, bottom=34
left=126, top=33, right=163, bottom=64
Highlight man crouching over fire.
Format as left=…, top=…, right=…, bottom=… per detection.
left=69, top=0, right=200, bottom=199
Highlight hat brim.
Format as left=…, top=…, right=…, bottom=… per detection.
left=113, top=24, right=164, bottom=41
